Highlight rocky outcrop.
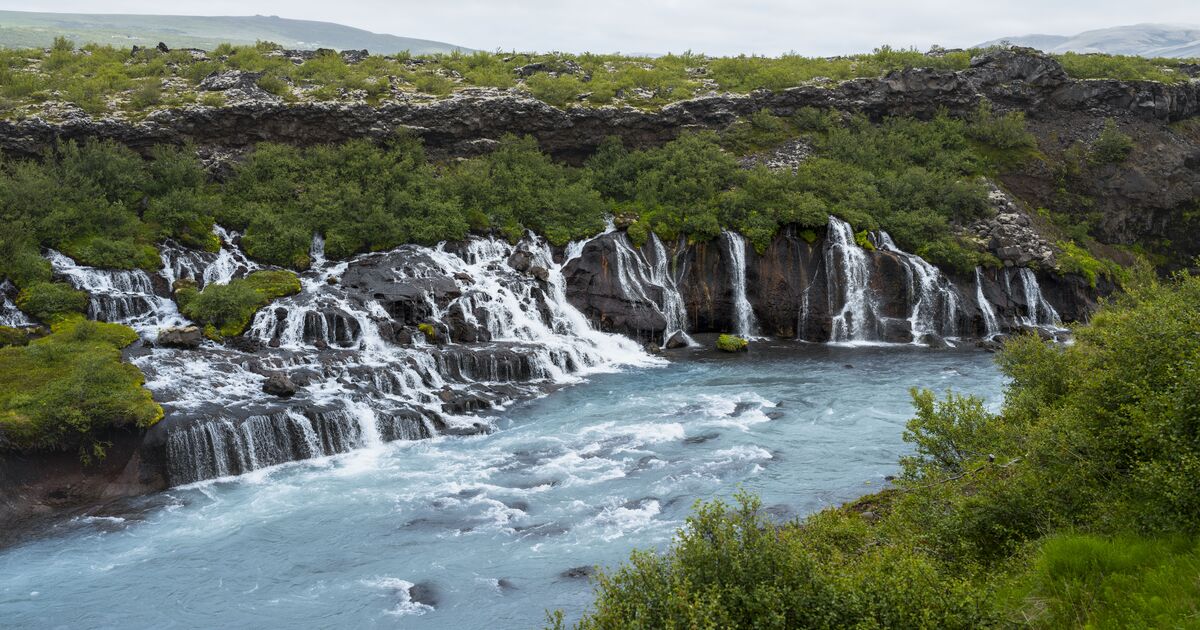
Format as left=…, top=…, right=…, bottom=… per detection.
left=2, top=49, right=1196, bottom=165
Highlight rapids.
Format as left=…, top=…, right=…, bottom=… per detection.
left=0, top=343, right=1004, bottom=629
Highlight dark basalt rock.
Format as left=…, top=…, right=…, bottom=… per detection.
left=664, top=331, right=690, bottom=349
left=408, top=582, right=440, bottom=607
left=156, top=326, right=202, bottom=349
left=561, top=565, right=596, bottom=579
left=261, top=373, right=298, bottom=397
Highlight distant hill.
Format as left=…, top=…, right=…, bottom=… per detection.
left=0, top=10, right=470, bottom=54
left=977, top=23, right=1200, bottom=58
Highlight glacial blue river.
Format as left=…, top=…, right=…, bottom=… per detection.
left=0, top=342, right=1004, bottom=629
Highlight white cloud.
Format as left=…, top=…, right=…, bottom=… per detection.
left=4, top=0, right=1199, bottom=55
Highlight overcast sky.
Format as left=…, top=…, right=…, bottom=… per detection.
left=4, top=0, right=1199, bottom=55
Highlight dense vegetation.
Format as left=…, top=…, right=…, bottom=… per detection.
left=559, top=270, right=1200, bottom=628
left=2, top=100, right=1045, bottom=289
left=174, top=270, right=301, bottom=338
left=0, top=317, right=161, bottom=459
left=0, top=39, right=1193, bottom=120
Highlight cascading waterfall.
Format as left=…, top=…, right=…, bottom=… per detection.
left=649, top=233, right=694, bottom=345
left=974, top=267, right=1001, bottom=339
left=0, top=280, right=32, bottom=327
left=47, top=250, right=186, bottom=335
left=722, top=231, right=758, bottom=338
left=604, top=231, right=694, bottom=344
left=824, top=217, right=876, bottom=342
left=161, top=227, right=261, bottom=290
left=875, top=232, right=962, bottom=340
left=1015, top=267, right=1061, bottom=328
left=151, top=229, right=659, bottom=485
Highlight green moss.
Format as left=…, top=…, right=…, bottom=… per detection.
left=716, top=334, right=748, bottom=352
left=0, top=325, right=32, bottom=347
left=417, top=322, right=437, bottom=342
left=0, top=317, right=161, bottom=458
left=1056, top=240, right=1126, bottom=288
left=798, top=228, right=818, bottom=244
left=16, top=282, right=88, bottom=323
left=854, top=229, right=876, bottom=251
left=61, top=235, right=161, bottom=271
left=178, top=270, right=300, bottom=338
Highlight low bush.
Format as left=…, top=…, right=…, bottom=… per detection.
left=716, top=334, right=748, bottom=352
left=16, top=282, right=88, bottom=322
left=176, top=270, right=300, bottom=337
left=0, top=317, right=161, bottom=459
left=1088, top=118, right=1134, bottom=165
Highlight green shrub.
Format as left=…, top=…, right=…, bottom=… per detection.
left=524, top=73, right=585, bottom=107
left=716, top=334, right=748, bottom=352
left=178, top=270, right=300, bottom=337
left=0, top=325, right=31, bottom=347
left=967, top=101, right=1037, bottom=152
left=0, top=317, right=161, bottom=458
left=1089, top=118, right=1134, bottom=165
left=16, top=282, right=88, bottom=322
left=1055, top=240, right=1125, bottom=288
left=1001, top=534, right=1200, bottom=628
left=560, top=492, right=991, bottom=629
left=256, top=74, right=291, bottom=98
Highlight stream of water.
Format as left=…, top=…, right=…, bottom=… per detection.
left=0, top=342, right=1004, bottom=629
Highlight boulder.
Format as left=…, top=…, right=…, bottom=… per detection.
left=528, top=265, right=550, bottom=282
left=156, top=326, right=202, bottom=349
left=506, top=249, right=534, bottom=273
left=664, top=331, right=690, bottom=349
left=261, top=373, right=298, bottom=397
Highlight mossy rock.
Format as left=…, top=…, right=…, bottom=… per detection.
left=178, top=270, right=301, bottom=338
left=0, top=326, right=32, bottom=347
left=16, top=282, right=88, bottom=323
left=0, top=317, right=161, bottom=458
left=418, top=322, right=438, bottom=342
left=716, top=334, right=749, bottom=352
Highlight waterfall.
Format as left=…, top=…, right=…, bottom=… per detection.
left=1015, top=267, right=1060, bottom=328
left=604, top=232, right=694, bottom=344
left=824, top=217, right=875, bottom=342
left=875, top=232, right=962, bottom=340
left=160, top=227, right=260, bottom=289
left=153, top=230, right=661, bottom=485
left=47, top=250, right=186, bottom=335
left=0, top=280, right=33, bottom=327
left=974, top=268, right=1001, bottom=339
left=649, top=234, right=694, bottom=345
left=722, top=231, right=758, bottom=338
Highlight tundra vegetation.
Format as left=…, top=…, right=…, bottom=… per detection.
left=555, top=270, right=1200, bottom=629
left=0, top=39, right=1194, bottom=118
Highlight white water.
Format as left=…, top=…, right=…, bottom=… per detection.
left=46, top=250, right=186, bottom=336
left=0, top=280, right=32, bottom=327
left=875, top=232, right=962, bottom=340
left=1015, top=267, right=1061, bottom=328
left=722, top=231, right=758, bottom=338
left=974, top=267, right=1002, bottom=338
left=146, top=230, right=660, bottom=485
left=648, top=233, right=694, bottom=345
left=824, top=217, right=876, bottom=342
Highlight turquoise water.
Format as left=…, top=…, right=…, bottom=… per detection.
left=0, top=342, right=1005, bottom=629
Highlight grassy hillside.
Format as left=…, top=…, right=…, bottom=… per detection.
left=0, top=10, right=468, bottom=54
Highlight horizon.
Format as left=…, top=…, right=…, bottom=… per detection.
left=1, top=1, right=1197, bottom=56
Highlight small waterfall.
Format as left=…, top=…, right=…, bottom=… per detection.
left=649, top=234, right=694, bottom=345
left=47, top=250, right=185, bottom=335
left=1015, top=267, right=1060, bottom=328
left=974, top=268, right=1001, bottom=338
left=0, top=280, right=33, bottom=327
left=722, top=231, right=758, bottom=338
left=824, top=217, right=875, bottom=342
left=876, top=232, right=962, bottom=340
left=160, top=227, right=260, bottom=289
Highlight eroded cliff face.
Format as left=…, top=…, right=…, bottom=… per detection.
left=564, top=222, right=1105, bottom=346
